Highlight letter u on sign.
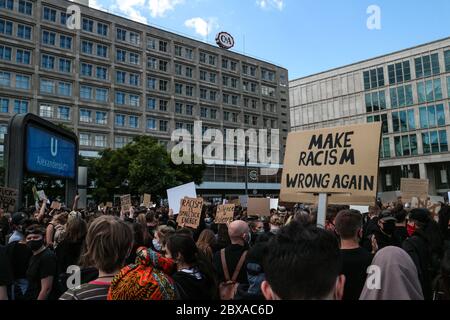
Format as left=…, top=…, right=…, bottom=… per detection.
left=51, top=138, right=58, bottom=157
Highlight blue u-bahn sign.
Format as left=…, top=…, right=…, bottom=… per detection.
left=26, top=125, right=76, bottom=179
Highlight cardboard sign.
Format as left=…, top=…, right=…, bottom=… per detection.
left=239, top=195, right=249, bottom=208
left=37, top=190, right=47, bottom=201
left=143, top=194, right=152, bottom=208
left=50, top=201, right=62, bottom=210
left=229, top=198, right=241, bottom=206
left=401, top=178, right=429, bottom=201
left=167, top=182, right=197, bottom=214
left=176, top=197, right=203, bottom=229
left=378, top=191, right=401, bottom=205
left=215, top=204, right=235, bottom=224
left=280, top=123, right=381, bottom=205
left=0, top=187, right=18, bottom=211
left=120, top=194, right=132, bottom=212
left=247, top=198, right=271, bottom=216
left=106, top=202, right=113, bottom=208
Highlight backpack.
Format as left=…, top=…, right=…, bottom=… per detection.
left=218, top=249, right=247, bottom=300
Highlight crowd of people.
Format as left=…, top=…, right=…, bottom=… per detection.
left=0, top=194, right=450, bottom=301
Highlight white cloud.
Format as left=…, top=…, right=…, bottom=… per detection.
left=89, top=0, right=106, bottom=11
left=184, top=17, right=218, bottom=38
left=149, top=0, right=185, bottom=18
left=256, top=0, right=284, bottom=11
left=110, top=0, right=148, bottom=24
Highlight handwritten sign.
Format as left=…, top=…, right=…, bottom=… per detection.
left=280, top=123, right=381, bottom=205
left=247, top=198, right=271, bottom=216
left=106, top=202, right=113, bottom=208
left=401, top=178, right=429, bottom=202
left=215, top=204, right=235, bottom=224
left=0, top=187, right=18, bottom=211
left=143, top=194, right=152, bottom=208
left=120, top=194, right=131, bottom=212
left=176, top=197, right=203, bottom=229
left=50, top=201, right=62, bottom=210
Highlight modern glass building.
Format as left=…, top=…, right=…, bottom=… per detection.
left=290, top=37, right=450, bottom=196
left=0, top=0, right=290, bottom=199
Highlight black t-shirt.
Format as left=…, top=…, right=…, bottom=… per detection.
left=213, top=244, right=248, bottom=284
left=6, top=241, right=32, bottom=280
left=0, top=245, right=13, bottom=286
left=173, top=269, right=216, bottom=300
left=24, top=248, right=57, bottom=300
left=340, top=247, right=373, bottom=300
left=55, top=239, right=83, bottom=275
left=395, top=226, right=409, bottom=244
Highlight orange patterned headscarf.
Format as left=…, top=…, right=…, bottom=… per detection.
left=108, top=247, right=177, bottom=300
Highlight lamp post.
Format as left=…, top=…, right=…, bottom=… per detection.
left=244, top=146, right=248, bottom=196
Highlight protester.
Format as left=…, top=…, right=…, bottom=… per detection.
left=433, top=248, right=450, bottom=300
left=213, top=220, right=249, bottom=299
left=8, top=212, right=28, bottom=244
left=107, top=246, right=176, bottom=300
left=360, top=246, right=424, bottom=300
left=151, top=225, right=175, bottom=254
left=59, top=216, right=133, bottom=300
left=261, top=220, right=344, bottom=300
left=334, top=210, right=373, bottom=300
left=361, top=205, right=380, bottom=251
left=214, top=224, right=231, bottom=252
left=46, top=213, right=68, bottom=250
left=23, top=224, right=57, bottom=300
left=371, top=211, right=401, bottom=253
left=196, top=229, right=216, bottom=262
left=0, top=244, right=13, bottom=300
left=268, top=214, right=283, bottom=235
left=166, top=234, right=218, bottom=299
left=394, top=208, right=409, bottom=244
left=56, top=216, right=87, bottom=275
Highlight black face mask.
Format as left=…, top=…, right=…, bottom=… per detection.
left=27, top=239, right=44, bottom=251
left=382, top=221, right=396, bottom=235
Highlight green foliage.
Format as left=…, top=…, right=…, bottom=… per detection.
left=90, top=136, right=205, bottom=202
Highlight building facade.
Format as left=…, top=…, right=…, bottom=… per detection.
left=290, top=37, right=450, bottom=196
left=0, top=0, right=289, bottom=199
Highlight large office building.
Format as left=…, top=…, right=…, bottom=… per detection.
left=290, top=37, right=450, bottom=195
left=0, top=0, right=289, bottom=199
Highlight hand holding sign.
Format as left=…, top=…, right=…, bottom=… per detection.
left=176, top=197, right=203, bottom=229
left=215, top=204, right=235, bottom=224
left=120, top=194, right=131, bottom=212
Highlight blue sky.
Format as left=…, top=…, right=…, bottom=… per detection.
left=88, top=0, right=450, bottom=80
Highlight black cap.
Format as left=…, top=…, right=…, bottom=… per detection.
left=379, top=210, right=397, bottom=223
left=11, top=212, right=28, bottom=225
left=409, top=208, right=430, bottom=224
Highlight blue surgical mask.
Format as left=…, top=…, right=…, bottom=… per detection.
left=152, top=239, right=162, bottom=251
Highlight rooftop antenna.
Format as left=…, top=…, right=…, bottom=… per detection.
left=243, top=34, right=246, bottom=55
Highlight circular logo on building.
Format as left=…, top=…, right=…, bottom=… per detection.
left=252, top=189, right=258, bottom=195
left=249, top=170, right=258, bottom=181
left=215, top=32, right=234, bottom=49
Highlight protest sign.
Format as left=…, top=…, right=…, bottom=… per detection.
left=215, top=204, right=235, bottom=224
left=37, top=190, right=47, bottom=201
left=400, top=178, right=429, bottom=202
left=50, top=201, right=62, bottom=210
left=120, top=194, right=131, bottom=212
left=176, top=197, right=203, bottom=229
left=106, top=202, right=113, bottom=208
left=349, top=205, right=369, bottom=213
left=229, top=198, right=241, bottom=206
left=378, top=191, right=401, bottom=205
left=239, top=195, right=249, bottom=207
left=280, top=123, right=381, bottom=205
left=143, top=194, right=152, bottom=208
left=270, top=198, right=279, bottom=210
left=167, top=182, right=197, bottom=214
left=247, top=198, right=271, bottom=216
left=0, top=187, right=18, bottom=211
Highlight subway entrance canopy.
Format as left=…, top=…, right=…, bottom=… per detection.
left=5, top=113, right=78, bottom=211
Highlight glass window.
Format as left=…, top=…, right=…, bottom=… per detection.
left=410, top=134, right=418, bottom=155
left=79, top=133, right=90, bottom=146
left=117, top=49, right=126, bottom=62
left=129, top=116, right=139, bottom=128
left=16, top=49, right=31, bottom=64
left=431, top=131, right=439, bottom=153
left=59, top=58, right=71, bottom=73
left=397, top=87, right=405, bottom=107
left=402, top=135, right=410, bottom=156
left=0, top=45, right=12, bottom=61
left=371, top=92, right=379, bottom=111
left=80, top=86, right=93, bottom=100
left=115, top=114, right=125, bottom=127
left=399, top=111, right=407, bottom=132
left=94, top=135, right=106, bottom=147
left=175, top=103, right=182, bottom=114
left=394, top=136, right=402, bottom=157
left=60, top=35, right=72, bottom=49
left=81, top=63, right=92, bottom=76
left=40, top=79, right=54, bottom=94
left=428, top=106, right=436, bottom=128
left=439, top=130, right=448, bottom=152
left=392, top=112, right=400, bottom=132
left=95, top=111, right=107, bottom=125
left=419, top=107, right=428, bottom=129
left=147, top=118, right=156, bottom=130
left=0, top=98, right=9, bottom=113
left=417, top=82, right=426, bottom=104
left=147, top=98, right=156, bottom=110
left=95, top=88, right=108, bottom=102
left=129, top=95, right=140, bottom=107
left=407, top=109, right=415, bottom=130
left=39, top=105, right=53, bottom=118
left=436, top=104, right=445, bottom=126
left=159, top=120, right=168, bottom=132
left=390, top=88, right=397, bottom=108
left=116, top=71, right=125, bottom=84
left=0, top=71, right=11, bottom=87
left=97, top=45, right=108, bottom=58
left=434, top=79, right=442, bottom=100
left=426, top=80, right=434, bottom=102
left=58, top=82, right=72, bottom=97
left=97, top=23, right=108, bottom=37
left=82, top=18, right=94, bottom=32
left=431, top=53, right=440, bottom=75
left=57, top=106, right=70, bottom=120
left=43, top=7, right=56, bottom=22
left=96, top=67, right=107, bottom=80
left=405, top=85, right=413, bottom=105
left=15, top=75, right=30, bottom=90
left=14, top=100, right=28, bottom=113
left=0, top=19, right=13, bottom=35
left=80, top=109, right=92, bottom=122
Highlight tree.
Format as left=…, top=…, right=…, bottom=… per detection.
left=90, top=136, right=205, bottom=203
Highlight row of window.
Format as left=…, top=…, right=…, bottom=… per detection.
left=0, top=45, right=31, bottom=64
left=366, top=77, right=448, bottom=113
left=0, top=71, right=30, bottom=89
left=0, top=97, right=28, bottom=113
left=367, top=104, right=446, bottom=135
left=0, top=18, right=32, bottom=40
left=364, top=51, right=450, bottom=90
left=81, top=40, right=108, bottom=58
left=42, top=30, right=73, bottom=50
left=0, top=0, right=32, bottom=15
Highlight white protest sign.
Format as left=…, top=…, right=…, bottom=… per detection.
left=167, top=182, right=197, bottom=214
left=350, top=205, right=369, bottom=213
left=270, top=198, right=279, bottom=210
left=239, top=195, right=249, bottom=207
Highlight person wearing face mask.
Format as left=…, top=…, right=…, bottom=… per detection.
left=213, top=220, right=250, bottom=299
left=334, top=210, right=373, bottom=300
left=151, top=225, right=175, bottom=254
left=371, top=211, right=401, bottom=253
left=23, top=224, right=57, bottom=300
left=402, top=208, right=436, bottom=300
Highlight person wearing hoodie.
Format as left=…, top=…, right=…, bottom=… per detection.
left=166, top=233, right=218, bottom=300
